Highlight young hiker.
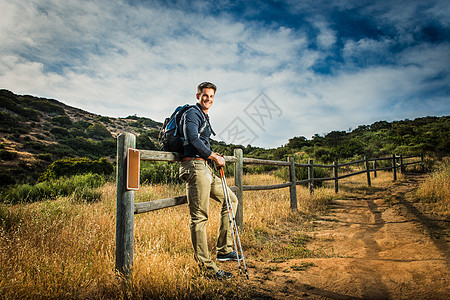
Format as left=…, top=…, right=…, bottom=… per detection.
left=179, top=82, right=239, bottom=280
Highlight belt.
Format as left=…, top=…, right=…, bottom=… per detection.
left=181, top=157, right=206, bottom=162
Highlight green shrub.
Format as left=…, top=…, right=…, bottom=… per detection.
left=31, top=133, right=46, bottom=140
left=0, top=96, right=18, bottom=111
left=52, top=115, right=73, bottom=127
left=87, top=123, right=111, bottom=140
left=129, top=121, right=143, bottom=128
left=50, top=127, right=71, bottom=139
left=71, top=186, right=102, bottom=203
left=59, top=137, right=115, bottom=159
left=74, top=120, right=91, bottom=129
left=18, top=107, right=41, bottom=121
left=0, top=96, right=40, bottom=120
left=244, top=164, right=278, bottom=174
left=36, top=153, right=53, bottom=161
left=6, top=182, right=53, bottom=203
left=23, top=141, right=47, bottom=152
left=147, top=129, right=161, bottom=139
left=61, top=137, right=101, bottom=158
left=0, top=112, right=27, bottom=133
left=26, top=98, right=65, bottom=114
left=274, top=158, right=332, bottom=187
left=53, top=173, right=105, bottom=202
left=140, top=161, right=181, bottom=184
left=141, top=118, right=161, bottom=128
left=100, top=138, right=117, bottom=157
left=39, top=157, right=113, bottom=181
left=0, top=172, right=15, bottom=186
left=71, top=172, right=106, bottom=188
left=45, top=143, right=75, bottom=158
left=1, top=173, right=106, bottom=204
left=96, top=116, right=111, bottom=123
left=0, top=149, right=18, bottom=160
left=68, top=127, right=87, bottom=137
left=137, top=133, right=158, bottom=150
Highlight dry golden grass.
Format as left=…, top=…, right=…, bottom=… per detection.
left=0, top=194, right=117, bottom=299
left=415, top=158, right=450, bottom=217
left=0, top=170, right=403, bottom=299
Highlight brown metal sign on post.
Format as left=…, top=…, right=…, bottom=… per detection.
left=127, top=148, right=140, bottom=191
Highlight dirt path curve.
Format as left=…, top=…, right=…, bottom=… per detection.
left=247, top=174, right=450, bottom=299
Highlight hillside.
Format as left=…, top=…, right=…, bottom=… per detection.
left=222, top=116, right=449, bottom=163
left=0, top=89, right=161, bottom=186
left=1, top=89, right=449, bottom=187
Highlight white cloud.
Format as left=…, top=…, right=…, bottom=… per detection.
left=0, top=1, right=312, bottom=116
left=343, top=38, right=392, bottom=59
left=314, top=20, right=337, bottom=49
left=0, top=0, right=448, bottom=148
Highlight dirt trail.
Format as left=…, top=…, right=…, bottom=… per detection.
left=247, top=174, right=450, bottom=299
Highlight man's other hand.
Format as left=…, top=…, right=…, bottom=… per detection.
left=209, top=152, right=225, bottom=167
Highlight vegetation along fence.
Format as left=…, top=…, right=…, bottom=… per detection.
left=115, top=133, right=424, bottom=276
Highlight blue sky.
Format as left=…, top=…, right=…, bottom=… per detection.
left=1, top=0, right=449, bottom=148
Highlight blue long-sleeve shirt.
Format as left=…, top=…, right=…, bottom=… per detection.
left=181, top=103, right=213, bottom=159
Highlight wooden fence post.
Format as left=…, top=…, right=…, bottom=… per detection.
left=365, top=156, right=371, bottom=187
left=334, top=161, right=339, bottom=193
left=392, top=154, right=397, bottom=181
left=373, top=160, right=377, bottom=178
left=234, top=148, right=244, bottom=230
left=116, top=133, right=136, bottom=277
left=288, top=157, right=297, bottom=210
left=308, top=159, right=314, bottom=195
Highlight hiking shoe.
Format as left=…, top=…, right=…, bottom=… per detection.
left=217, top=251, right=240, bottom=261
left=212, top=269, right=233, bottom=280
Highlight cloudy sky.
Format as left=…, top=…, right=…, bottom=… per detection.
left=1, top=0, right=449, bottom=148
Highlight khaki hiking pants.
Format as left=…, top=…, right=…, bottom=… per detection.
left=179, top=159, right=238, bottom=274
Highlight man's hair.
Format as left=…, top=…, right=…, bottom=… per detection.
left=197, top=82, right=217, bottom=94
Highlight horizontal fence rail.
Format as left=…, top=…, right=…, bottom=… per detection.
left=243, top=157, right=291, bottom=166
left=115, top=132, right=424, bottom=277
left=243, top=182, right=292, bottom=191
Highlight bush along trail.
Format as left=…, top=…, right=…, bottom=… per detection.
left=246, top=173, right=449, bottom=299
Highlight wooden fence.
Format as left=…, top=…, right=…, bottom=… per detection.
left=115, top=132, right=424, bottom=276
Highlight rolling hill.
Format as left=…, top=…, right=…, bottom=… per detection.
left=0, top=89, right=161, bottom=186
left=1, top=89, right=449, bottom=187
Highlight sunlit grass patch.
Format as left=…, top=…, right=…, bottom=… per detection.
left=0, top=196, right=117, bottom=299
left=415, top=158, right=450, bottom=217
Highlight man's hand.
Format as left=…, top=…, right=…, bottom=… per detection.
left=208, top=152, right=225, bottom=167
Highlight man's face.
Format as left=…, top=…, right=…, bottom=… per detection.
left=196, top=88, right=215, bottom=113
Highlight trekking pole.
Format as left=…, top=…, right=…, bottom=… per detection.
left=219, top=167, right=242, bottom=275
left=219, top=167, right=249, bottom=279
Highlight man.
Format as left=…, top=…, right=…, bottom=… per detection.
left=179, top=82, right=239, bottom=280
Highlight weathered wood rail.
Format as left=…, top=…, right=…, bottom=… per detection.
left=116, top=132, right=424, bottom=276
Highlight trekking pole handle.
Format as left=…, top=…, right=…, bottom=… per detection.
left=219, top=166, right=225, bottom=178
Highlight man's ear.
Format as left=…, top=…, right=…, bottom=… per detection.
left=196, top=93, right=200, bottom=100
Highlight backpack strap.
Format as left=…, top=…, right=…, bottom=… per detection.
left=198, top=115, right=216, bottom=136
left=191, top=105, right=216, bottom=136
left=180, top=105, right=215, bottom=147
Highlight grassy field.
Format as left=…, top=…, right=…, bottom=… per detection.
left=415, top=158, right=450, bottom=218
left=1, top=161, right=447, bottom=299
